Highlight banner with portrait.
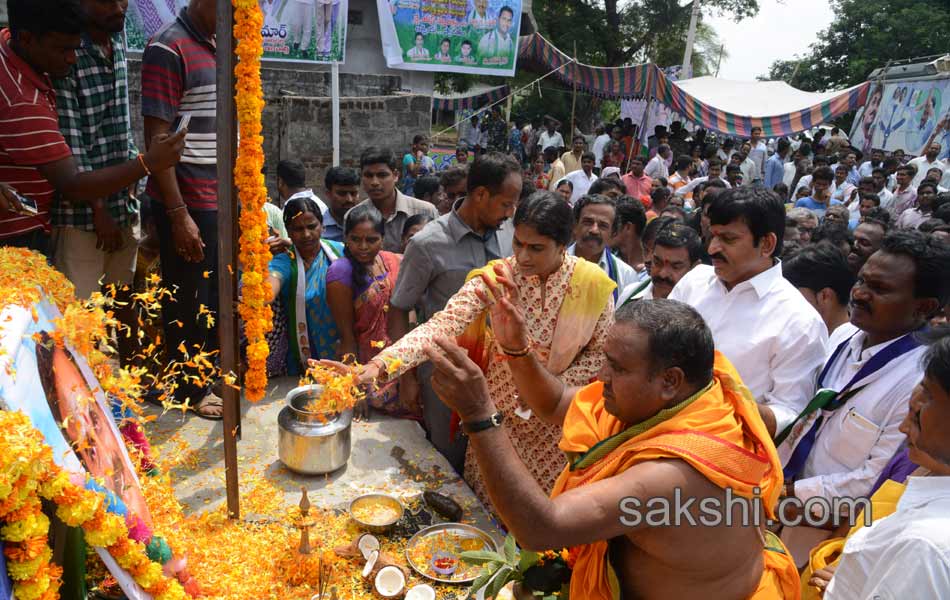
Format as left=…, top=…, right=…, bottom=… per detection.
left=377, top=0, right=522, bottom=76
left=126, top=0, right=348, bottom=63
left=0, top=300, right=154, bottom=600
left=849, top=78, right=950, bottom=161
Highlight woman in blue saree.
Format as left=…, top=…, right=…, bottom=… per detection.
left=266, top=196, right=344, bottom=374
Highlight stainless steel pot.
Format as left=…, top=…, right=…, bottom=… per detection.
left=278, top=384, right=352, bottom=475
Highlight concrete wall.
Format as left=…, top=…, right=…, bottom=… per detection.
left=128, top=59, right=432, bottom=198
left=268, top=94, right=432, bottom=193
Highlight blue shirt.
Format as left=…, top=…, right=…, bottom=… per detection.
left=764, top=153, right=786, bottom=189
left=321, top=209, right=344, bottom=243
left=794, top=197, right=843, bottom=220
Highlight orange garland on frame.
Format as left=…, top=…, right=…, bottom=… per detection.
left=233, top=0, right=272, bottom=402
left=0, top=410, right=187, bottom=600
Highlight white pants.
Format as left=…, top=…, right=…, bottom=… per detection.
left=52, top=226, right=138, bottom=299
left=293, top=1, right=315, bottom=50
left=314, top=3, right=334, bottom=54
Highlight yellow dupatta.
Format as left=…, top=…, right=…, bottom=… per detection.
left=455, top=257, right=615, bottom=375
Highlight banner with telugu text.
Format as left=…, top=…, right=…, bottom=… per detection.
left=377, top=0, right=521, bottom=76
left=126, top=0, right=348, bottom=64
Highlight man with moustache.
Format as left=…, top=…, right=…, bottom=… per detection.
left=617, top=221, right=702, bottom=306
left=822, top=331, right=950, bottom=599
left=386, top=152, right=519, bottom=471
left=568, top=194, right=639, bottom=301
left=847, top=215, right=889, bottom=274
left=669, top=187, right=827, bottom=439
left=777, top=231, right=950, bottom=567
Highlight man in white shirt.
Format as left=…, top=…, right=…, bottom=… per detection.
left=777, top=230, right=948, bottom=567
left=591, top=125, right=610, bottom=169
left=782, top=244, right=858, bottom=353
left=748, top=126, right=768, bottom=183
left=617, top=221, right=702, bottom=307
left=870, top=167, right=896, bottom=213
left=537, top=120, right=564, bottom=154
left=568, top=194, right=639, bottom=302
left=732, top=149, right=758, bottom=188
left=562, top=152, right=598, bottom=204
left=823, top=332, right=950, bottom=600
left=674, top=158, right=730, bottom=198
left=461, top=114, right=482, bottom=153
left=644, top=144, right=671, bottom=180
left=669, top=186, right=828, bottom=438
left=909, top=142, right=947, bottom=187
left=857, top=148, right=885, bottom=179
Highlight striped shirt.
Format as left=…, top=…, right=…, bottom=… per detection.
left=52, top=33, right=138, bottom=231
left=141, top=8, right=217, bottom=211
left=0, top=29, right=73, bottom=240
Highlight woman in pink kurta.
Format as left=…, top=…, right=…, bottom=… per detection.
left=364, top=192, right=616, bottom=509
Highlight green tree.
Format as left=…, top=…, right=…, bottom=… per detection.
left=533, top=0, right=755, bottom=67
left=647, top=21, right=729, bottom=76
left=764, top=0, right=950, bottom=91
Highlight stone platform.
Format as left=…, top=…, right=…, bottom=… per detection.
left=143, top=376, right=500, bottom=537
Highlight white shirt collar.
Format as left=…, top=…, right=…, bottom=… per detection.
left=719, top=259, right=783, bottom=299
left=846, top=330, right=909, bottom=364
left=899, top=476, right=950, bottom=511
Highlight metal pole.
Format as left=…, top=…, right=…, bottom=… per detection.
left=215, top=0, right=241, bottom=520
left=681, top=0, right=701, bottom=79
left=331, top=62, right=341, bottom=166
left=570, top=41, right=578, bottom=144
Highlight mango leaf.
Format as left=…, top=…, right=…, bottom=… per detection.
left=483, top=566, right=514, bottom=600
left=518, top=550, right=541, bottom=572
left=461, top=550, right=506, bottom=565
left=466, top=569, right=495, bottom=600
left=503, top=534, right=518, bottom=564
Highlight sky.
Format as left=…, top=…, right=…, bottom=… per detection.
left=705, top=0, right=836, bottom=81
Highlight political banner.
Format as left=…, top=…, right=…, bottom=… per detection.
left=377, top=0, right=522, bottom=76
left=850, top=78, right=950, bottom=161
left=126, top=0, right=348, bottom=64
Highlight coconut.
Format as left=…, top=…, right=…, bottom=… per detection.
left=404, top=584, right=436, bottom=600
left=362, top=550, right=380, bottom=579
left=374, top=565, right=406, bottom=598
left=358, top=534, right=381, bottom=560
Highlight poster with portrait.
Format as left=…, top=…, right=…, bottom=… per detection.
left=850, top=78, right=950, bottom=161
left=125, top=0, right=348, bottom=63
left=0, top=301, right=153, bottom=600
left=377, top=0, right=522, bottom=76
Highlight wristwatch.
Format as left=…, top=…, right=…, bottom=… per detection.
left=462, top=411, right=504, bottom=435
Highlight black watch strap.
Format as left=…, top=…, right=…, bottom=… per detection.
left=462, top=411, right=504, bottom=435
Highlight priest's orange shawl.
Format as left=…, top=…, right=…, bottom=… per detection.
left=551, top=352, right=800, bottom=599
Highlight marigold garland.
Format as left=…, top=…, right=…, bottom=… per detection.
left=233, top=0, right=272, bottom=402
left=0, top=411, right=187, bottom=600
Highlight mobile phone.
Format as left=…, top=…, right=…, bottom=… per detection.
left=14, top=191, right=38, bottom=215
left=176, top=114, right=192, bottom=134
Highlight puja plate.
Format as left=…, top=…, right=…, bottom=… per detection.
left=404, top=523, right=499, bottom=584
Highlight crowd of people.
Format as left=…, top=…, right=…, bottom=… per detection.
left=2, top=0, right=950, bottom=598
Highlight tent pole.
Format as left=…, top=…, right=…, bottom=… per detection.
left=681, top=0, right=701, bottom=79
left=215, top=0, right=240, bottom=520
left=570, top=41, right=578, bottom=144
